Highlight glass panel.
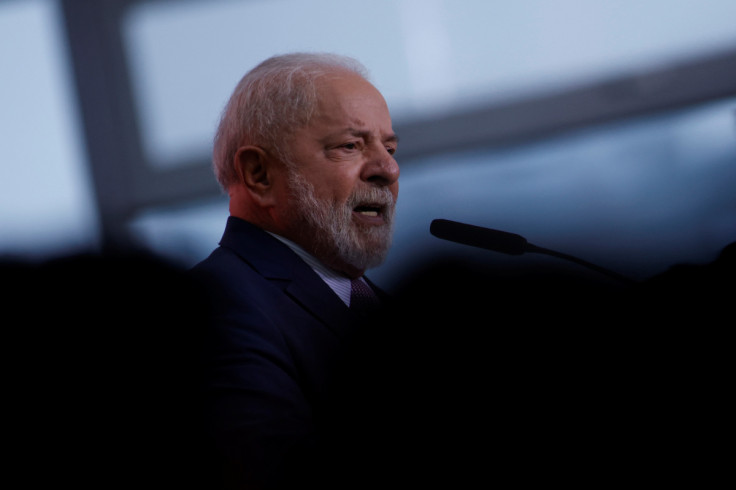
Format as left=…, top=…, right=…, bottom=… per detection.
left=122, top=0, right=736, bottom=167
left=0, top=0, right=99, bottom=260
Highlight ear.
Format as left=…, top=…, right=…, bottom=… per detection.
left=233, top=145, right=275, bottom=202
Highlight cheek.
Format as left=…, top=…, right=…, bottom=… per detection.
left=307, top=178, right=351, bottom=206
left=321, top=172, right=361, bottom=202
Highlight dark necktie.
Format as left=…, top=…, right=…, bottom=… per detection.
left=350, top=278, right=380, bottom=313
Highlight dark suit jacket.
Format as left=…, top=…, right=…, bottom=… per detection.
left=191, top=217, right=389, bottom=489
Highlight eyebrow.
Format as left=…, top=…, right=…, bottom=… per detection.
left=346, top=127, right=400, bottom=144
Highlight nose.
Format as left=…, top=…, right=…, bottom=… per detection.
left=361, top=145, right=400, bottom=187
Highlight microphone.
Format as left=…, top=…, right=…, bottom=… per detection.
left=429, top=219, right=635, bottom=284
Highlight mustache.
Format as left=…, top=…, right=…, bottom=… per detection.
left=347, top=186, right=395, bottom=210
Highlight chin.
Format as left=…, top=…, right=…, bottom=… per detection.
left=342, top=230, right=392, bottom=271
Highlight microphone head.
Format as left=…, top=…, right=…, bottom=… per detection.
left=430, top=219, right=528, bottom=255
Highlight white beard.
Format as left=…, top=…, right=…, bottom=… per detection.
left=286, top=169, right=395, bottom=272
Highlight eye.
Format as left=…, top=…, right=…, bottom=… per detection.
left=334, top=141, right=362, bottom=153
left=386, top=146, right=396, bottom=155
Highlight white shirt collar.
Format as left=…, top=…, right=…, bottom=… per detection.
left=267, top=232, right=353, bottom=306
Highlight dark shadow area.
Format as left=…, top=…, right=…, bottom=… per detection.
left=333, top=239, right=733, bottom=485
left=3, top=240, right=731, bottom=487
left=3, top=250, right=214, bottom=488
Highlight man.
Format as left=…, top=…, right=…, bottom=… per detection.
left=191, top=52, right=400, bottom=489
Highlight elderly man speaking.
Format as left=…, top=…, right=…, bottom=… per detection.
left=192, top=52, right=400, bottom=489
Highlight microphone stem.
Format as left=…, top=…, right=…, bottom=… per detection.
left=526, top=244, right=636, bottom=285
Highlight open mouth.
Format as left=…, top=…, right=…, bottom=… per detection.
left=354, top=205, right=381, bottom=217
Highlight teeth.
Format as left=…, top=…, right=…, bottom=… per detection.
left=359, top=210, right=378, bottom=217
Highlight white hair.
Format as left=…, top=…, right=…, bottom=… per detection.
left=212, top=52, right=370, bottom=191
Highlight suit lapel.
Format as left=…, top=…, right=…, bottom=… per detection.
left=282, top=264, right=357, bottom=339
left=219, top=217, right=356, bottom=339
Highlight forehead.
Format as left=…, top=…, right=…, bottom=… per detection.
left=311, top=72, right=391, bottom=126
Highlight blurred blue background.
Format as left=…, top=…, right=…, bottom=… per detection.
left=1, top=0, right=735, bottom=291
